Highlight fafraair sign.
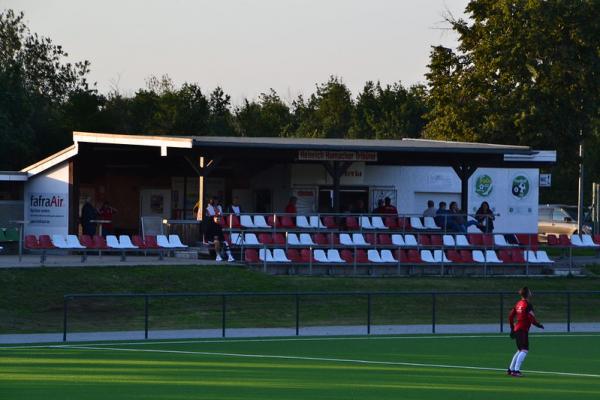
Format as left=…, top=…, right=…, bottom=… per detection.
left=28, top=192, right=68, bottom=226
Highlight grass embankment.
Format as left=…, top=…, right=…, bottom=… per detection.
left=1, top=266, right=599, bottom=334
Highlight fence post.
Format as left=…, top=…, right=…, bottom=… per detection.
left=499, top=293, right=504, bottom=333
left=144, top=295, right=149, bottom=340
left=367, top=293, right=372, bottom=335
left=222, top=294, right=227, bottom=338
left=62, top=296, right=69, bottom=342
left=295, top=294, right=300, bottom=336
left=432, top=293, right=436, bottom=334
left=567, top=292, right=571, bottom=333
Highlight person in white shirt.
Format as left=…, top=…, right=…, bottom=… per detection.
left=423, top=200, right=436, bottom=218
left=228, top=196, right=241, bottom=215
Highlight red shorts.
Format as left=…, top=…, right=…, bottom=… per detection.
left=514, top=330, right=529, bottom=351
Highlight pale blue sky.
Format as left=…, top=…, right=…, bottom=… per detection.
left=2, top=0, right=469, bottom=103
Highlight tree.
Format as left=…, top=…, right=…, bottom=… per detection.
left=424, top=0, right=600, bottom=202
left=234, top=89, right=291, bottom=137
left=208, top=87, right=235, bottom=136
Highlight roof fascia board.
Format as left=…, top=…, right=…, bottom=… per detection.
left=21, top=143, right=79, bottom=176
left=504, top=150, right=557, bottom=163
left=73, top=131, right=193, bottom=149
left=0, top=172, right=28, bottom=181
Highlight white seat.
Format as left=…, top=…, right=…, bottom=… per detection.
left=240, top=215, right=255, bottom=228
left=442, top=235, right=455, bottom=247
left=433, top=250, right=451, bottom=263
left=259, top=248, right=275, bottom=262
left=107, top=235, right=124, bottom=248
left=272, top=248, right=292, bottom=262
left=391, top=234, right=405, bottom=246
left=472, top=250, right=486, bottom=263
left=313, top=249, right=329, bottom=263
left=230, top=233, right=244, bottom=245
left=455, top=235, right=470, bottom=246
left=253, top=215, right=270, bottom=228
left=244, top=233, right=260, bottom=246
left=156, top=235, right=175, bottom=248
left=371, top=216, right=388, bottom=230
left=571, top=235, right=584, bottom=246
left=525, top=250, right=539, bottom=263
left=66, top=235, right=86, bottom=249
left=423, top=217, right=441, bottom=230
left=326, top=249, right=346, bottom=263
left=309, top=216, right=325, bottom=229
left=340, top=233, right=353, bottom=246
left=494, top=234, right=511, bottom=247
left=168, top=234, right=187, bottom=248
left=367, top=249, right=384, bottom=263
left=404, top=234, right=418, bottom=246
left=352, top=233, right=368, bottom=246
left=581, top=234, right=599, bottom=247
left=296, top=216, right=311, bottom=229
left=535, top=250, right=554, bottom=263
left=287, top=233, right=301, bottom=245
left=380, top=249, right=397, bottom=263
left=360, top=216, right=374, bottom=229
left=485, top=250, right=503, bottom=263
left=410, top=217, right=425, bottom=230
left=420, top=250, right=436, bottom=263
left=299, top=233, right=315, bottom=246
left=119, top=235, right=139, bottom=249
left=51, top=235, right=70, bottom=249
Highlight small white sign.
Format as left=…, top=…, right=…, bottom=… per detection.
left=540, top=174, right=552, bottom=187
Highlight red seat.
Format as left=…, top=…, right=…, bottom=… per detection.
left=468, top=234, right=483, bottom=246
left=322, top=216, right=337, bottom=229
left=329, top=233, right=340, bottom=245
left=313, top=233, right=329, bottom=245
left=341, top=249, right=354, bottom=263
left=267, top=215, right=279, bottom=228
left=395, top=249, right=408, bottom=262
left=498, top=250, right=512, bottom=263
left=407, top=249, right=422, bottom=263
left=25, top=235, right=40, bottom=249
left=397, top=217, right=411, bottom=230
left=516, top=234, right=530, bottom=246
left=355, top=249, right=369, bottom=263
left=93, top=235, right=109, bottom=249
left=346, top=217, right=359, bottom=230
left=460, top=250, right=474, bottom=263
left=511, top=250, right=526, bottom=263
left=446, top=250, right=462, bottom=263
left=273, top=233, right=286, bottom=246
left=384, top=216, right=398, bottom=229
left=300, top=249, right=313, bottom=263
left=144, top=235, right=159, bottom=249
left=38, top=235, right=56, bottom=249
left=286, top=249, right=301, bottom=262
left=547, top=234, right=559, bottom=246
left=79, top=235, right=94, bottom=248
left=378, top=234, right=392, bottom=245
left=226, top=215, right=241, bottom=229
left=559, top=234, right=571, bottom=246
left=430, top=235, right=443, bottom=246
left=365, top=233, right=377, bottom=245
left=482, top=234, right=494, bottom=247
left=132, top=235, right=147, bottom=249
left=280, top=216, right=296, bottom=229
left=244, top=249, right=259, bottom=263
left=418, top=234, right=430, bottom=246
left=594, top=235, right=600, bottom=245
left=258, top=233, right=273, bottom=245
left=528, top=234, right=539, bottom=251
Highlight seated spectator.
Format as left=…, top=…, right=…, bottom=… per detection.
left=203, top=196, right=220, bottom=219
left=434, top=201, right=450, bottom=229
left=381, top=197, right=398, bottom=214
left=285, top=196, right=298, bottom=214
left=448, top=201, right=468, bottom=232
left=204, top=215, right=234, bottom=262
left=423, top=200, right=436, bottom=218
left=475, top=201, right=495, bottom=233
left=228, top=196, right=242, bottom=215
left=354, top=199, right=367, bottom=214
left=372, top=199, right=384, bottom=214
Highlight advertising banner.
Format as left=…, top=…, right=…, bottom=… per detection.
left=27, top=192, right=68, bottom=227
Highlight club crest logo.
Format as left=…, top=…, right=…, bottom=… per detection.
left=511, top=175, right=530, bottom=199
left=475, top=175, right=493, bottom=197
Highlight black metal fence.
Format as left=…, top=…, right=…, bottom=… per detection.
left=61, top=290, right=600, bottom=342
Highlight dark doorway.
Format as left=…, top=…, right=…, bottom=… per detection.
left=318, top=186, right=369, bottom=213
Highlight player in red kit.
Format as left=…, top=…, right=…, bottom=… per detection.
left=507, top=287, right=544, bottom=377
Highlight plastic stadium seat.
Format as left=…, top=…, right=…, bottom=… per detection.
left=340, top=234, right=353, bottom=246
left=25, top=235, right=40, bottom=249
left=351, top=233, right=368, bottom=246
left=340, top=249, right=354, bottom=263
left=157, top=235, right=178, bottom=248
left=259, top=248, right=275, bottom=262
left=299, top=233, right=315, bottom=246
left=516, top=234, right=530, bottom=246
left=313, top=233, right=329, bottom=246
left=313, top=249, right=329, bottom=263
left=330, top=233, right=340, bottom=246
left=0, top=229, right=6, bottom=242
left=346, top=217, right=360, bottom=230
left=410, top=217, right=426, bottom=230
left=51, top=235, right=70, bottom=249
left=322, top=216, right=338, bottom=229
left=525, top=250, right=539, bottom=263
left=535, top=250, right=553, bottom=263
left=38, top=235, right=56, bottom=249
left=443, top=235, right=455, bottom=247
left=407, top=249, right=422, bottom=263
left=253, top=215, right=271, bottom=228
left=273, top=233, right=286, bottom=246
left=79, top=235, right=94, bottom=248
left=272, top=249, right=292, bottom=262
left=423, top=217, right=440, bottom=230
left=420, top=250, right=436, bottom=263
left=391, top=234, right=405, bottom=246
left=93, top=235, right=109, bottom=249
left=558, top=234, right=571, bottom=246
left=287, top=233, right=301, bottom=246
left=511, top=250, right=526, bottom=263
left=296, top=216, right=311, bottom=229
left=378, top=234, right=392, bottom=245
left=380, top=250, right=396, bottom=263
left=472, top=250, right=486, bottom=263
left=571, top=235, right=585, bottom=247
left=404, top=234, right=418, bottom=247
left=279, top=216, right=296, bottom=229
left=259, top=233, right=273, bottom=245
left=418, top=234, right=431, bottom=246
left=494, top=235, right=512, bottom=247
left=240, top=215, right=255, bottom=228
left=455, top=235, right=470, bottom=247
left=468, top=234, right=483, bottom=246
left=433, top=250, right=451, bottom=263
left=267, top=215, right=280, bottom=228
left=581, top=235, right=599, bottom=247
left=244, top=233, right=260, bottom=246
left=430, top=235, right=443, bottom=246
left=309, top=216, right=326, bottom=229
left=498, top=250, right=512, bottom=263
left=4, top=228, right=19, bottom=241
left=226, top=215, right=242, bottom=229
left=460, top=250, right=474, bottom=263
left=365, top=233, right=377, bottom=245
left=326, top=249, right=346, bottom=263
left=485, top=250, right=503, bottom=263
left=360, top=216, right=374, bottom=229
left=132, top=235, right=147, bottom=249
left=371, top=216, right=388, bottom=230
left=244, top=249, right=259, bottom=263
left=355, top=249, right=369, bottom=263
left=397, top=217, right=411, bottom=230
left=395, top=249, right=408, bottom=262
left=66, top=235, right=86, bottom=249
left=446, top=250, right=462, bottom=263
left=117, top=235, right=138, bottom=249
left=482, top=234, right=494, bottom=247
left=144, top=235, right=159, bottom=249
left=168, top=235, right=187, bottom=248
left=594, top=235, right=600, bottom=245
left=547, top=234, right=559, bottom=246
left=384, top=216, right=398, bottom=229
left=286, top=249, right=302, bottom=262
left=367, top=249, right=384, bottom=263
left=300, top=249, right=313, bottom=263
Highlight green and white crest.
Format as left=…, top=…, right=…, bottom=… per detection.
left=511, top=175, right=530, bottom=199
left=474, top=174, right=493, bottom=197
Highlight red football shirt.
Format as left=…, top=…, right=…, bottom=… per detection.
left=509, top=299, right=535, bottom=332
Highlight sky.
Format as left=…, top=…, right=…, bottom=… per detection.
left=2, top=0, right=469, bottom=103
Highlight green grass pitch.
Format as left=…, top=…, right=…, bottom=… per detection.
left=2, top=334, right=600, bottom=399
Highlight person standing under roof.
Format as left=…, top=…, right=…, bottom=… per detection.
left=81, top=197, right=97, bottom=236
left=381, top=197, right=398, bottom=214
left=423, top=200, right=436, bottom=218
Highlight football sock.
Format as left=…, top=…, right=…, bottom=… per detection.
left=514, top=350, right=528, bottom=371
left=509, top=351, right=520, bottom=371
